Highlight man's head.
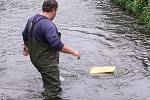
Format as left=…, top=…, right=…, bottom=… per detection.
left=42, top=0, right=58, bottom=20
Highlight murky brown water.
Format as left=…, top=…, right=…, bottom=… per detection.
left=0, top=0, right=150, bottom=100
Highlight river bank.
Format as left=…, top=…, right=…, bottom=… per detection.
left=112, top=0, right=150, bottom=30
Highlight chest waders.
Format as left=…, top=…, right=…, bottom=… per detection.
left=26, top=15, right=62, bottom=100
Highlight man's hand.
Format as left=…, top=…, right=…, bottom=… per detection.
left=61, top=44, right=81, bottom=59
left=72, top=50, right=81, bottom=60
left=22, top=45, right=29, bottom=56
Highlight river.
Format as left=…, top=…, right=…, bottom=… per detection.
left=0, top=0, right=150, bottom=100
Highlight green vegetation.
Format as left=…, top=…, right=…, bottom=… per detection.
left=112, top=0, right=150, bottom=29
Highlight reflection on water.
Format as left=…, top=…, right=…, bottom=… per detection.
left=0, top=0, right=150, bottom=100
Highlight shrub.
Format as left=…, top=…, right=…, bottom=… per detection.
left=113, top=0, right=150, bottom=29
left=139, top=7, right=150, bottom=28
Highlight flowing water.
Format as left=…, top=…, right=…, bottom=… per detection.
left=0, top=0, right=150, bottom=100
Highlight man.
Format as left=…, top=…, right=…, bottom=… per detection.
left=22, top=0, right=80, bottom=100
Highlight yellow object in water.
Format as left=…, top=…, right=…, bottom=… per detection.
left=90, top=66, right=116, bottom=74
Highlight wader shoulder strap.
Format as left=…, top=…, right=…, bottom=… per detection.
left=28, top=15, right=48, bottom=40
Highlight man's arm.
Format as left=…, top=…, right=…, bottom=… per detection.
left=45, top=23, right=81, bottom=58
left=60, top=44, right=80, bottom=58
left=22, top=20, right=29, bottom=56
left=22, top=19, right=31, bottom=46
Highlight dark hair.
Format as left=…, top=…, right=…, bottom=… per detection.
left=42, top=0, right=58, bottom=12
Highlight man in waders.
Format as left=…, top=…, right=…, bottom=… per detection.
left=22, top=0, right=80, bottom=100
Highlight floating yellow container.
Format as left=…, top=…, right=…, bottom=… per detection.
left=90, top=66, right=116, bottom=74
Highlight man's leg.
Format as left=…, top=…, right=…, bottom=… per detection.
left=40, top=65, right=62, bottom=99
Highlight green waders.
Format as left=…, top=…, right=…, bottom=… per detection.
left=26, top=40, right=62, bottom=100
left=25, top=17, right=62, bottom=100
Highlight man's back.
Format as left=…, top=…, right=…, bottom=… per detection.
left=22, top=14, right=64, bottom=71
